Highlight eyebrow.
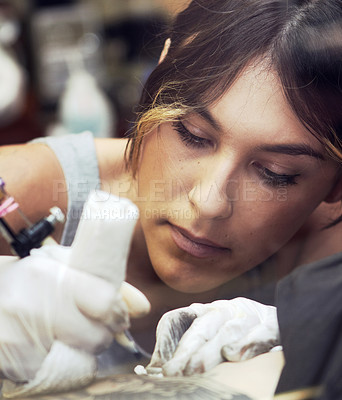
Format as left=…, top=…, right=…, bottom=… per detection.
left=196, top=109, right=325, bottom=161
left=255, top=144, right=325, bottom=160
left=197, top=108, right=224, bottom=132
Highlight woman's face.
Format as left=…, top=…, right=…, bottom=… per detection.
left=135, top=62, right=340, bottom=293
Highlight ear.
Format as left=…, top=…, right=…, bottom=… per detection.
left=158, top=38, right=171, bottom=65
left=324, top=174, right=342, bottom=203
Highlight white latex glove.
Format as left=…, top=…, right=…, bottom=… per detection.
left=146, top=298, right=280, bottom=376
left=0, top=245, right=129, bottom=383
left=0, top=192, right=151, bottom=398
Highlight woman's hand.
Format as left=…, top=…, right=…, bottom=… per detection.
left=0, top=246, right=132, bottom=383
left=146, top=298, right=280, bottom=376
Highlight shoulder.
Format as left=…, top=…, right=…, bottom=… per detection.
left=94, top=138, right=133, bottom=196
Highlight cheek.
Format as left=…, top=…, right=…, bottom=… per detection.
left=240, top=188, right=321, bottom=253
left=137, top=130, right=194, bottom=202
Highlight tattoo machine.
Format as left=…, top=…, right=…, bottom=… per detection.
left=0, top=177, right=65, bottom=257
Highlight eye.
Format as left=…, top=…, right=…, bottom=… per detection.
left=172, top=120, right=212, bottom=149
left=253, top=162, right=300, bottom=187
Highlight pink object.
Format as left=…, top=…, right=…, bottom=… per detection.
left=0, top=197, right=19, bottom=217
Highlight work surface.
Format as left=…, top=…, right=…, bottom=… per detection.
left=0, top=352, right=285, bottom=400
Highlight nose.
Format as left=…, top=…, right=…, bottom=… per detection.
left=188, top=162, right=236, bottom=220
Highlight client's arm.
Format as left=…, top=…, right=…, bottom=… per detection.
left=0, top=142, right=67, bottom=254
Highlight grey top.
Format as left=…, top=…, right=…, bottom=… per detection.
left=32, top=132, right=100, bottom=246
left=275, top=251, right=342, bottom=397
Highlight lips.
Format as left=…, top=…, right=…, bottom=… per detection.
left=169, top=223, right=230, bottom=259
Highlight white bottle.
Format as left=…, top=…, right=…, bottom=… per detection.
left=59, top=69, right=115, bottom=138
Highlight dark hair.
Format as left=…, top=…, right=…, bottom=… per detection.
left=127, top=0, right=342, bottom=175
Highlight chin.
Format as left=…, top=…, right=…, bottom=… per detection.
left=148, top=249, right=231, bottom=293
left=155, top=269, right=219, bottom=294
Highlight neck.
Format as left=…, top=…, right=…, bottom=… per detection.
left=296, top=202, right=342, bottom=265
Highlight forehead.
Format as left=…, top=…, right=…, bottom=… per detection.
left=209, top=61, right=322, bottom=150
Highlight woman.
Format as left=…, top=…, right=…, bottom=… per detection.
left=0, top=0, right=341, bottom=392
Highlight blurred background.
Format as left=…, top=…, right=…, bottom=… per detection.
left=0, top=0, right=189, bottom=145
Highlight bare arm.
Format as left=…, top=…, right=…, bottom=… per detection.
left=0, top=142, right=67, bottom=254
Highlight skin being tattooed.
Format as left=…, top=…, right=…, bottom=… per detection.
left=5, top=374, right=251, bottom=400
